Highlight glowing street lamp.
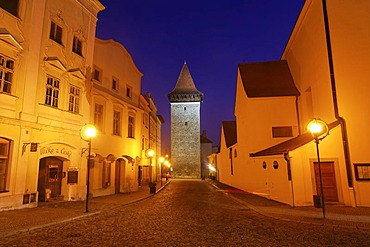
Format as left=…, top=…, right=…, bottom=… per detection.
left=80, top=124, right=97, bottom=213
left=307, top=118, right=329, bottom=218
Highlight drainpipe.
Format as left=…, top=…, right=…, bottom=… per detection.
left=295, top=96, right=301, bottom=135
left=322, top=0, right=356, bottom=205
left=284, top=152, right=295, bottom=207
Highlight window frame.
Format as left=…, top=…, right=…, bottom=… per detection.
left=93, top=66, right=102, bottom=82
left=49, top=21, right=63, bottom=45
left=0, top=137, right=11, bottom=192
left=94, top=103, right=104, bottom=131
left=72, top=36, right=83, bottom=56
left=354, top=164, right=370, bottom=181
left=113, top=110, right=121, bottom=136
left=68, top=84, right=80, bottom=114
left=272, top=126, right=293, bottom=138
left=45, top=76, right=60, bottom=108
left=128, top=115, right=135, bottom=138
left=112, top=76, right=119, bottom=91
left=126, top=85, right=132, bottom=98
left=0, top=54, right=15, bottom=94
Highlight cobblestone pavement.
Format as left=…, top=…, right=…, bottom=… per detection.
left=1, top=179, right=370, bottom=246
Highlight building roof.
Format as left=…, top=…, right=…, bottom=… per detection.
left=222, top=121, right=237, bottom=148
left=239, top=60, right=300, bottom=98
left=200, top=131, right=213, bottom=144
left=168, top=62, right=203, bottom=102
left=250, top=120, right=341, bottom=157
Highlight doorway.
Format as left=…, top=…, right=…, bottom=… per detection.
left=38, top=157, right=63, bottom=202
left=314, top=161, right=339, bottom=202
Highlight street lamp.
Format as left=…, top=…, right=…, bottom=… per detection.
left=81, top=124, right=97, bottom=213
left=307, top=118, right=329, bottom=218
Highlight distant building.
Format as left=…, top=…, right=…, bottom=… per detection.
left=200, top=131, right=213, bottom=178
left=168, top=63, right=203, bottom=178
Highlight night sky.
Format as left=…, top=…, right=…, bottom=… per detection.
left=96, top=0, right=305, bottom=153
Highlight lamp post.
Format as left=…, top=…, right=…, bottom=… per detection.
left=81, top=124, right=97, bottom=213
left=307, top=118, right=329, bottom=218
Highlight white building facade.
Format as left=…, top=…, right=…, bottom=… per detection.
left=0, top=0, right=104, bottom=210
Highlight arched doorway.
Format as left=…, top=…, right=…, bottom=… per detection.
left=115, top=159, right=126, bottom=193
left=37, top=157, right=63, bottom=202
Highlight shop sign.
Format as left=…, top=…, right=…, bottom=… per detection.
left=40, top=145, right=73, bottom=159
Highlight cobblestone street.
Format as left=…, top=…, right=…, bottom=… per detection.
left=1, top=180, right=370, bottom=246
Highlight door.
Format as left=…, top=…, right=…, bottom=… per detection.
left=314, top=161, right=339, bottom=202
left=115, top=160, right=121, bottom=194
left=38, top=157, right=63, bottom=202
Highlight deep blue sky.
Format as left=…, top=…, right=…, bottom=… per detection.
left=96, top=0, right=304, bottom=153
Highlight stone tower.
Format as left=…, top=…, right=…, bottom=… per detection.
left=168, top=62, right=203, bottom=178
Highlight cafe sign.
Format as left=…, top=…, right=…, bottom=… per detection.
left=40, top=144, right=73, bottom=159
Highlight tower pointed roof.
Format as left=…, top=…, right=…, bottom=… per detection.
left=168, top=62, right=203, bottom=102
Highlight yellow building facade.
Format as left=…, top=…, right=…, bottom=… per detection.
left=0, top=1, right=163, bottom=211
left=0, top=0, right=104, bottom=210
left=218, top=0, right=370, bottom=207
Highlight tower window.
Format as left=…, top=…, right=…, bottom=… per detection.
left=185, top=122, right=188, bottom=126
left=184, top=107, right=186, bottom=111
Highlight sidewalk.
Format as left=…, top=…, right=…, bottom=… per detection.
left=208, top=179, right=370, bottom=230
left=0, top=184, right=160, bottom=238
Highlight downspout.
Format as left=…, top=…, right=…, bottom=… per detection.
left=322, top=0, right=356, bottom=205
left=284, top=152, right=295, bottom=207
left=229, top=148, right=234, bottom=175
left=295, top=96, right=301, bottom=135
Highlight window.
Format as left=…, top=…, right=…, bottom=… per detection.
left=262, top=161, right=267, bottom=169
left=354, top=164, right=370, bottom=181
left=272, top=126, right=293, bottom=138
left=0, top=54, right=14, bottom=94
left=94, top=104, right=104, bottom=130
left=45, top=76, right=60, bottom=107
left=126, top=85, right=132, bottom=98
left=128, top=115, right=135, bottom=138
left=50, top=21, right=63, bottom=45
left=112, top=77, right=119, bottom=91
left=102, top=161, right=111, bottom=188
left=68, top=85, right=80, bottom=113
left=93, top=67, right=101, bottom=82
left=72, top=36, right=82, bottom=56
left=0, top=0, right=19, bottom=16
left=0, top=137, right=11, bottom=192
left=141, top=136, right=145, bottom=151
left=143, top=113, right=148, bottom=128
left=113, top=110, right=121, bottom=135
left=234, top=149, right=237, bottom=158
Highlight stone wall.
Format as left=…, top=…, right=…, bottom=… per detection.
left=170, top=102, right=201, bottom=178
